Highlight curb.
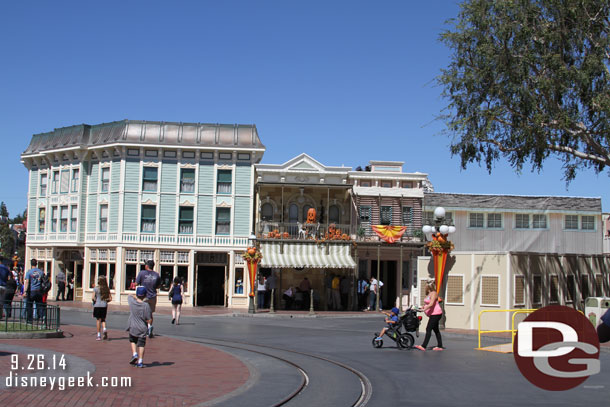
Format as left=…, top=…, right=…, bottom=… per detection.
left=0, top=330, right=64, bottom=339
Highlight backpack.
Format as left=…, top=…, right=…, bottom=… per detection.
left=40, top=273, right=52, bottom=293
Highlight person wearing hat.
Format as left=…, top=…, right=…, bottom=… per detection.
left=128, top=286, right=152, bottom=368
left=375, top=307, right=400, bottom=341
left=136, top=259, right=161, bottom=338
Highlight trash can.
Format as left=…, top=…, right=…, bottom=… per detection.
left=584, top=297, right=610, bottom=326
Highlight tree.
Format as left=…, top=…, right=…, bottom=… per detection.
left=0, top=202, right=8, bottom=219
left=438, top=0, right=610, bottom=181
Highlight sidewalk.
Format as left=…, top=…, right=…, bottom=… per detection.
left=0, top=324, right=249, bottom=406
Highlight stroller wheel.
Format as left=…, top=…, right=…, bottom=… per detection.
left=372, top=337, right=383, bottom=348
left=398, top=334, right=414, bottom=349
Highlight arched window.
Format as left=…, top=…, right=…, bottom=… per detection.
left=289, top=204, right=298, bottom=224
left=261, top=203, right=273, bottom=221
left=329, top=205, right=340, bottom=224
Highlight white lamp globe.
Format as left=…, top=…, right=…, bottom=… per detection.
left=430, top=226, right=437, bottom=233
left=448, top=226, right=456, bottom=234
left=422, top=225, right=432, bottom=234
left=439, top=225, right=449, bottom=234
left=433, top=207, right=446, bottom=219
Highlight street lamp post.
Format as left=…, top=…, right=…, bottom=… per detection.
left=422, top=207, right=455, bottom=328
left=244, top=234, right=262, bottom=314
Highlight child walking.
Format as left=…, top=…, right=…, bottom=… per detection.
left=128, top=286, right=152, bottom=368
left=93, top=276, right=112, bottom=340
left=169, top=277, right=183, bottom=325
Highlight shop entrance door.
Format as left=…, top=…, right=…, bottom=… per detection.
left=196, top=265, right=225, bottom=306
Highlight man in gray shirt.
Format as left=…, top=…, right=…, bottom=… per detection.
left=128, top=286, right=152, bottom=368
left=55, top=267, right=66, bottom=301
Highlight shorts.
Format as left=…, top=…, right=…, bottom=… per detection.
left=93, top=307, right=107, bottom=320
left=172, top=300, right=183, bottom=305
left=129, top=334, right=147, bottom=348
left=144, top=296, right=157, bottom=312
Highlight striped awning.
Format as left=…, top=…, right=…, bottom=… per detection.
left=260, top=243, right=356, bottom=269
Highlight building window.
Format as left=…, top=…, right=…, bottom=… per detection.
left=580, top=275, right=589, bottom=300
left=360, top=180, right=371, bottom=187
left=381, top=181, right=392, bottom=188
left=238, top=153, right=251, bottom=160
left=261, top=203, right=273, bottom=221
left=179, top=207, right=194, bottom=234
left=142, top=167, right=158, bottom=192
left=182, top=151, right=196, bottom=159
left=532, top=214, right=547, bottom=229
left=380, top=206, right=392, bottom=225
left=487, top=213, right=502, bottom=228
left=566, top=275, right=575, bottom=303
left=219, top=152, right=232, bottom=161
left=402, top=181, right=412, bottom=188
left=60, top=170, right=70, bottom=193
left=289, top=204, right=298, bottom=223
left=514, top=275, right=525, bottom=305
left=180, top=168, right=195, bottom=193
left=217, top=170, right=232, bottom=194
left=469, top=213, right=484, bottom=228
left=359, top=206, right=371, bottom=227
left=565, top=215, right=579, bottom=230
left=40, top=173, right=48, bottom=196
left=101, top=167, right=110, bottom=192
left=71, top=169, right=79, bottom=192
left=163, top=150, right=177, bottom=158
left=515, top=214, right=530, bottom=229
left=329, top=205, right=340, bottom=224
left=215, top=207, right=231, bottom=235
left=141, top=205, right=156, bottom=233
left=70, top=205, right=78, bottom=233
left=533, top=275, right=542, bottom=305
left=481, top=276, right=499, bottom=306
left=550, top=275, right=559, bottom=303
left=402, top=207, right=413, bottom=225
left=581, top=216, right=595, bottom=230
left=99, top=204, right=108, bottom=232
left=38, top=208, right=46, bottom=233
left=234, top=268, right=244, bottom=294
left=51, top=206, right=58, bottom=232
left=59, top=206, right=68, bottom=232
left=200, top=152, right=214, bottom=160
left=595, top=275, right=604, bottom=296
left=445, top=275, right=464, bottom=305
left=51, top=171, right=59, bottom=194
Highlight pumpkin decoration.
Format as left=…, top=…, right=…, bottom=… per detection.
left=328, top=223, right=337, bottom=235
left=247, top=247, right=257, bottom=256
left=282, top=232, right=290, bottom=239
left=306, top=207, right=317, bottom=224
left=341, top=233, right=349, bottom=240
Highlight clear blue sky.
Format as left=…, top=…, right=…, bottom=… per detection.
left=1, top=1, right=607, bottom=217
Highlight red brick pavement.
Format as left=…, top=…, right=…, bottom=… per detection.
left=0, top=325, right=249, bottom=406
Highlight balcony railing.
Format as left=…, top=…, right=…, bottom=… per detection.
left=29, top=232, right=249, bottom=247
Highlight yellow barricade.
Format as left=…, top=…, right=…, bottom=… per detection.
left=477, top=309, right=537, bottom=353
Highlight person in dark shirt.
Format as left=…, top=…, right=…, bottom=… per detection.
left=135, top=260, right=160, bottom=338
left=0, top=256, right=10, bottom=319
left=3, top=270, right=17, bottom=317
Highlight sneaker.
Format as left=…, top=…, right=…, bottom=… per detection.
left=171, top=318, right=175, bottom=325
left=375, top=336, right=383, bottom=341
left=102, top=331, right=108, bottom=340
left=96, top=335, right=101, bottom=341
left=148, top=326, right=154, bottom=338
left=414, top=345, right=426, bottom=351
left=433, top=347, right=444, bottom=351
left=136, top=362, right=144, bottom=368
left=129, top=355, right=138, bottom=365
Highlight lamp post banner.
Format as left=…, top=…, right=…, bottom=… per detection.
left=246, top=259, right=258, bottom=298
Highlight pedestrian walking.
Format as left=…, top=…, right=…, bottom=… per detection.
left=414, top=282, right=444, bottom=351
left=357, top=277, right=369, bottom=311
left=169, top=276, right=183, bottom=325
left=136, top=259, right=160, bottom=338
left=0, top=256, right=9, bottom=319
left=93, top=275, right=112, bottom=340
left=128, top=286, right=152, bottom=368
left=23, top=259, right=43, bottom=323
left=55, top=266, right=66, bottom=301
left=3, top=269, right=17, bottom=317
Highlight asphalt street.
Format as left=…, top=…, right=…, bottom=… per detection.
left=61, top=310, right=609, bottom=407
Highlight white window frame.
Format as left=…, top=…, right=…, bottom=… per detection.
left=40, top=172, right=48, bottom=196
left=486, top=213, right=502, bottom=229
left=581, top=215, right=595, bottom=231
left=532, top=214, right=548, bottom=229
left=70, top=205, right=78, bottom=233
left=480, top=275, right=501, bottom=307
left=99, top=204, right=108, bottom=233
left=71, top=168, right=79, bottom=193
left=100, top=166, right=110, bottom=193
left=469, top=212, right=484, bottom=228
left=515, top=213, right=530, bottom=229
left=564, top=214, right=579, bottom=230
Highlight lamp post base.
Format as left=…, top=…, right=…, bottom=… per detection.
left=248, top=297, right=256, bottom=314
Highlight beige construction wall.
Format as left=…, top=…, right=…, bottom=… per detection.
left=417, top=252, right=610, bottom=332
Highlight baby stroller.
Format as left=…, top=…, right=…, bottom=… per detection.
left=372, top=306, right=422, bottom=350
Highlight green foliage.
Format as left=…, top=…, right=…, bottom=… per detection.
left=438, top=0, right=610, bottom=182
left=0, top=202, right=8, bottom=218
left=0, top=223, right=15, bottom=258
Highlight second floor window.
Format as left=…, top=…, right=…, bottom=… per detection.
left=565, top=215, right=579, bottom=230
left=533, top=214, right=547, bottom=229
left=469, top=213, right=484, bottom=228
left=582, top=215, right=595, bottom=230
left=261, top=203, right=273, bottom=221
left=217, top=170, right=232, bottom=194
left=380, top=206, right=392, bottom=225
left=142, top=167, right=158, bottom=192
left=51, top=171, right=59, bottom=194
left=60, top=170, right=70, bottom=193
left=70, top=205, right=78, bottom=233
left=51, top=206, right=58, bottom=232
left=515, top=214, right=530, bottom=229
left=71, top=169, right=79, bottom=192
left=60, top=206, right=68, bottom=232
left=101, top=167, right=110, bottom=192
left=99, top=204, right=108, bottom=232
left=329, top=205, right=340, bottom=224
left=179, top=207, right=194, bottom=234
left=402, top=207, right=413, bottom=225
left=38, top=208, right=45, bottom=233
left=216, top=207, right=231, bottom=235
left=40, top=173, right=48, bottom=196
left=487, top=213, right=502, bottom=228
left=141, top=205, right=156, bottom=233
left=180, top=168, right=195, bottom=193
left=359, top=206, right=371, bottom=225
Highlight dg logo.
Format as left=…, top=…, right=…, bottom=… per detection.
left=514, top=305, right=600, bottom=391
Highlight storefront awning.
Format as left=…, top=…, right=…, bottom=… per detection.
left=260, top=243, right=356, bottom=269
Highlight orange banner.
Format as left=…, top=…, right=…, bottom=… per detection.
left=371, top=225, right=407, bottom=244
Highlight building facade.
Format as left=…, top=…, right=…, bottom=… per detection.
left=21, top=120, right=265, bottom=308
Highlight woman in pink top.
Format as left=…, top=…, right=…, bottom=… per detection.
left=414, top=282, right=444, bottom=351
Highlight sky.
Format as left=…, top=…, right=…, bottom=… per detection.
left=1, top=1, right=608, bottom=217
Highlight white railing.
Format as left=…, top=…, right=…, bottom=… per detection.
left=32, top=232, right=249, bottom=247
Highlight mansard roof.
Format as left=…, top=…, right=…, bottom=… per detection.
left=22, top=120, right=264, bottom=156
